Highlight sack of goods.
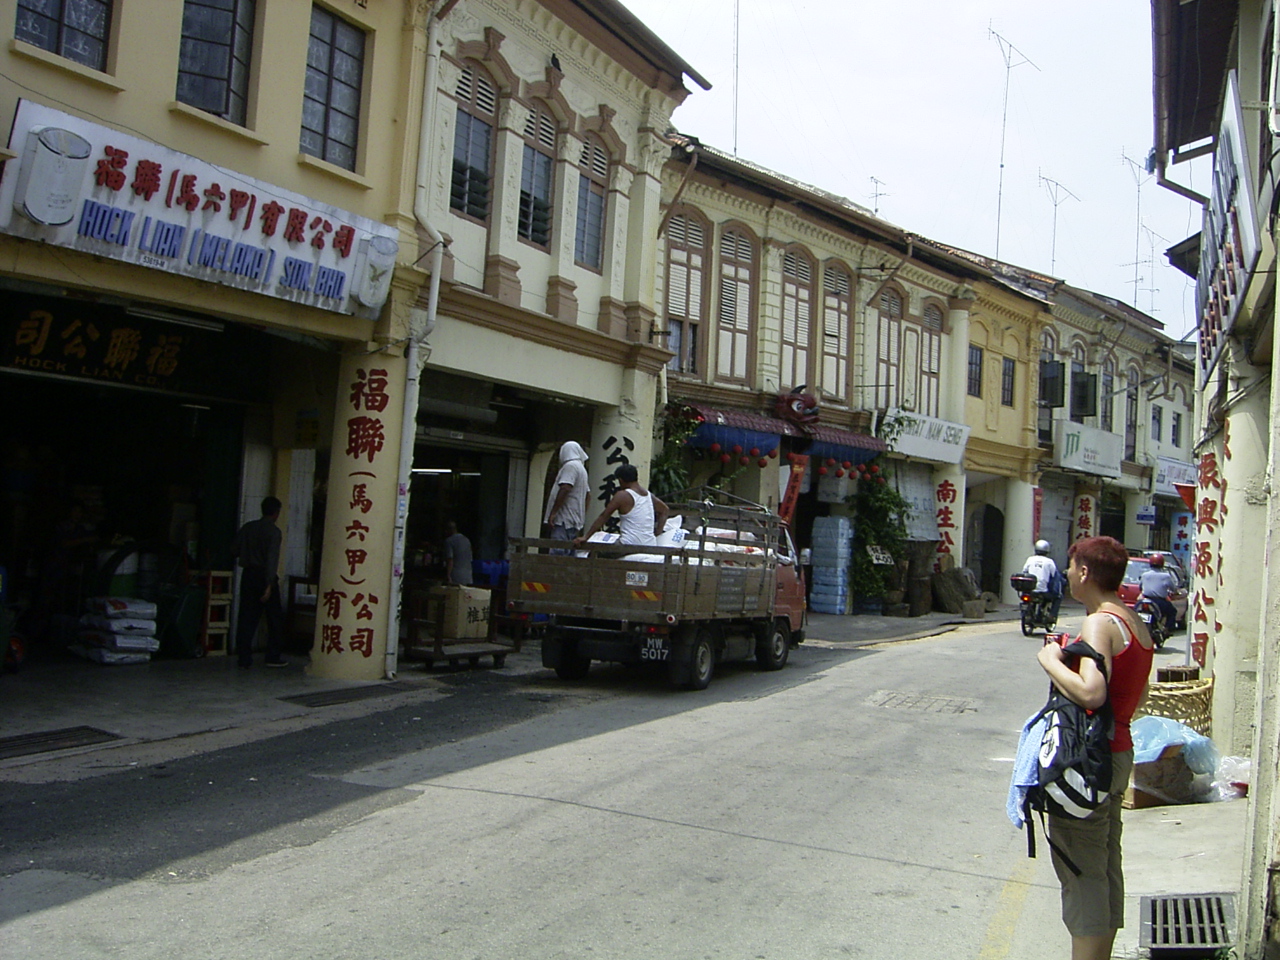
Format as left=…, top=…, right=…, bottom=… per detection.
left=85, top=596, right=159, bottom=620
left=72, top=597, right=159, bottom=664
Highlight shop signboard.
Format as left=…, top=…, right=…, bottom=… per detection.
left=1053, top=421, right=1123, bottom=478
left=1136, top=503, right=1157, bottom=525
left=1154, top=456, right=1198, bottom=498
left=1196, top=72, right=1261, bottom=378
left=0, top=100, right=399, bottom=318
left=886, top=408, right=970, bottom=463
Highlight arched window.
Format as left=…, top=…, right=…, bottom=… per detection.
left=1038, top=329, right=1057, bottom=441
left=665, top=211, right=708, bottom=376
left=1125, top=366, right=1140, bottom=460
left=451, top=60, right=496, bottom=221
left=912, top=301, right=944, bottom=416
left=1069, top=342, right=1090, bottom=423
left=1100, top=359, right=1115, bottom=433
left=780, top=249, right=813, bottom=391
left=716, top=228, right=754, bottom=383
left=575, top=134, right=609, bottom=270
left=518, top=100, right=557, bottom=247
left=820, top=265, right=852, bottom=401
left=874, top=288, right=903, bottom=410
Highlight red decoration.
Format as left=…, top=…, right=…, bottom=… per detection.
left=750, top=447, right=760, bottom=457
left=826, top=458, right=836, bottom=467
left=877, top=476, right=887, bottom=485
left=869, top=464, right=880, bottom=474
left=739, top=456, right=750, bottom=466
left=818, top=466, right=828, bottom=476
left=842, top=461, right=851, bottom=469
left=835, top=469, right=845, bottom=478
left=732, top=445, right=743, bottom=455
left=757, top=458, right=768, bottom=468
left=710, top=443, right=721, bottom=453
left=720, top=453, right=732, bottom=463
left=768, top=448, right=778, bottom=459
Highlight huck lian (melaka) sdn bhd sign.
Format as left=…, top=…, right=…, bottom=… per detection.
left=0, top=100, right=399, bottom=319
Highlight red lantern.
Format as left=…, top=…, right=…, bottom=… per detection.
left=817, top=466, right=828, bottom=475
left=877, top=476, right=887, bottom=485
left=757, top=458, right=768, bottom=468
left=710, top=442, right=721, bottom=453
left=835, top=469, right=845, bottom=478
left=826, top=458, right=836, bottom=467
left=869, top=464, right=880, bottom=474
left=768, top=448, right=778, bottom=459
left=750, top=447, right=760, bottom=457
left=842, top=460, right=851, bottom=470
left=732, top=444, right=743, bottom=455
left=720, top=453, right=732, bottom=463
left=739, top=456, right=750, bottom=466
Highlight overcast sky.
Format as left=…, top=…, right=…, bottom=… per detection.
left=623, top=0, right=1206, bottom=339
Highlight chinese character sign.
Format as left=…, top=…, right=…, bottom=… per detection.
left=933, top=477, right=960, bottom=572
left=311, top=349, right=406, bottom=681
left=1188, top=446, right=1227, bottom=668
left=1072, top=494, right=1095, bottom=542
left=0, top=101, right=398, bottom=316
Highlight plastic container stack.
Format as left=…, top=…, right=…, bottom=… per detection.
left=809, top=516, right=853, bottom=614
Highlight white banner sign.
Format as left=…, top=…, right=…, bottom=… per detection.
left=887, top=409, right=970, bottom=463
left=0, top=100, right=399, bottom=317
left=1154, top=456, right=1197, bottom=497
left=1053, top=421, right=1123, bottom=478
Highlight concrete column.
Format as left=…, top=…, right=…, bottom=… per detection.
left=482, top=99, right=526, bottom=305
left=1001, top=477, right=1035, bottom=604
left=944, top=294, right=974, bottom=423
left=1122, top=486, right=1149, bottom=550
left=310, top=344, right=407, bottom=681
left=931, top=462, right=965, bottom=573
left=586, top=371, right=657, bottom=518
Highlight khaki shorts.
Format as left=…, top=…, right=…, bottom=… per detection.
left=1046, top=751, right=1135, bottom=937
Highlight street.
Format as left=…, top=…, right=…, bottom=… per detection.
left=0, top=617, right=1164, bottom=958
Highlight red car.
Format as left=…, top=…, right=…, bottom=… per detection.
left=1118, top=556, right=1188, bottom=628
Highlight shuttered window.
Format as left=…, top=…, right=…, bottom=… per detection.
left=874, top=288, right=903, bottom=409
left=780, top=250, right=813, bottom=391
left=16, top=0, right=111, bottom=71
left=1100, top=360, right=1115, bottom=433
left=451, top=61, right=495, bottom=221
left=820, top=265, right=851, bottom=401
left=1125, top=367, right=1140, bottom=460
left=1001, top=357, right=1016, bottom=406
left=574, top=135, right=608, bottom=270
left=665, top=212, right=707, bottom=375
left=716, top=229, right=754, bottom=382
left=518, top=101, right=556, bottom=247
left=300, top=5, right=364, bottom=171
left=178, top=0, right=256, bottom=126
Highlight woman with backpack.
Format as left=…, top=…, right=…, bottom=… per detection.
left=1035, top=535, right=1154, bottom=960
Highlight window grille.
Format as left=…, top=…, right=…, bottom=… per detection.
left=178, top=0, right=255, bottom=126
left=300, top=5, right=364, bottom=171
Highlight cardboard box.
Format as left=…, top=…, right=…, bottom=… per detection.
left=428, top=585, right=491, bottom=639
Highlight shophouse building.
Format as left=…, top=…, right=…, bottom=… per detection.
left=0, top=0, right=705, bottom=682
left=1150, top=1, right=1280, bottom=953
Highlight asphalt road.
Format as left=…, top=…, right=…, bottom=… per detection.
left=1, top=620, right=1082, bottom=959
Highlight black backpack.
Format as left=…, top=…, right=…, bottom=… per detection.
left=1022, top=641, right=1114, bottom=875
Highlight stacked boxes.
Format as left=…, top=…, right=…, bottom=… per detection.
left=809, top=516, right=853, bottom=615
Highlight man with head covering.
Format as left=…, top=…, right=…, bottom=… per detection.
left=544, top=441, right=590, bottom=550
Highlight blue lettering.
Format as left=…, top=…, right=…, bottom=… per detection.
left=107, top=210, right=135, bottom=246
left=188, top=229, right=203, bottom=265
left=77, top=199, right=99, bottom=237
left=228, top=243, right=267, bottom=280
left=280, top=257, right=313, bottom=292
left=198, top=233, right=231, bottom=270
left=156, top=223, right=185, bottom=259
left=313, top=266, right=346, bottom=300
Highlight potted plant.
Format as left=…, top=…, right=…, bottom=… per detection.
left=847, top=462, right=910, bottom=612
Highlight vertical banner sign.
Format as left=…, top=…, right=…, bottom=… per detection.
left=1072, top=494, right=1095, bottom=542
left=1170, top=510, right=1194, bottom=570
left=311, top=348, right=406, bottom=681
left=1032, top=486, right=1043, bottom=541
left=779, top=455, right=808, bottom=525
left=934, top=478, right=958, bottom=571
left=1189, top=428, right=1228, bottom=669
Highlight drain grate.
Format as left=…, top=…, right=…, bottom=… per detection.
left=1140, top=893, right=1236, bottom=957
left=280, top=681, right=423, bottom=708
left=865, top=690, right=978, bottom=714
left=0, top=725, right=123, bottom=760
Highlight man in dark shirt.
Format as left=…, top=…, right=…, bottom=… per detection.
left=443, top=521, right=473, bottom=586
left=232, top=496, right=285, bottom=668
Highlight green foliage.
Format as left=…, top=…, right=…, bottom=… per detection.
left=650, top=405, right=699, bottom=500
left=847, top=463, right=911, bottom=601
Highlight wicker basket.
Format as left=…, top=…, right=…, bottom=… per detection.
left=1136, top=677, right=1214, bottom=737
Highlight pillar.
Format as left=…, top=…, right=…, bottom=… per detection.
left=1122, top=486, right=1149, bottom=550
left=1001, top=477, right=1036, bottom=604
left=310, top=344, right=407, bottom=681
left=482, top=98, right=526, bottom=305
left=944, top=292, right=974, bottom=423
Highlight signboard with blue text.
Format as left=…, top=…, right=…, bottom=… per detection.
left=0, top=100, right=399, bottom=318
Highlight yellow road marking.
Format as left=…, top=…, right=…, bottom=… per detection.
left=976, top=857, right=1038, bottom=959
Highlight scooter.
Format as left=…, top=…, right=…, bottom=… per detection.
left=1010, top=574, right=1057, bottom=637
left=1131, top=596, right=1169, bottom=651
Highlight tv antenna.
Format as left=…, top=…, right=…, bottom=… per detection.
left=732, top=0, right=740, bottom=156
left=1121, top=152, right=1154, bottom=306
left=990, top=27, right=1040, bottom=259
left=1038, top=171, right=1079, bottom=275
left=869, top=177, right=889, bottom=216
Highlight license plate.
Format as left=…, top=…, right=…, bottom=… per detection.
left=640, top=636, right=668, bottom=661
left=1140, top=612, right=1154, bottom=623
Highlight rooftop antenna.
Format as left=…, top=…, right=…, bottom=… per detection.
left=869, top=177, right=889, bottom=216
left=732, top=0, right=740, bottom=156
left=1121, top=152, right=1153, bottom=306
left=1038, top=170, right=1079, bottom=275
left=990, top=26, right=1039, bottom=259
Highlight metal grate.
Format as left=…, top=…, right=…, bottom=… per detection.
left=865, top=690, right=977, bottom=714
left=1140, top=894, right=1236, bottom=957
left=0, top=726, right=122, bottom=760
left=280, top=681, right=422, bottom=708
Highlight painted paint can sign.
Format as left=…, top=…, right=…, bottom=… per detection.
left=14, top=126, right=91, bottom=226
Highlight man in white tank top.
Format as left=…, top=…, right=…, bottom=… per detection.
left=575, top=464, right=670, bottom=547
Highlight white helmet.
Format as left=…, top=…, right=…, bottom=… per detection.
left=1035, top=539, right=1051, bottom=555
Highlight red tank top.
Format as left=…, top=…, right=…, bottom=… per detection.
left=1098, top=611, right=1154, bottom=752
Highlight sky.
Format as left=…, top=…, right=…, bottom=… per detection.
left=622, top=0, right=1207, bottom=340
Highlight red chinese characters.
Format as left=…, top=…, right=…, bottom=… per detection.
left=95, top=146, right=128, bottom=191
left=933, top=480, right=958, bottom=571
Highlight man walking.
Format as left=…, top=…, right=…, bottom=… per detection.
left=232, top=496, right=286, bottom=668
left=543, top=441, right=590, bottom=553
left=444, top=521, right=473, bottom=586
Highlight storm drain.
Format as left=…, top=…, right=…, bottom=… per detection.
left=280, top=681, right=423, bottom=708
left=865, top=690, right=978, bottom=714
left=0, top=726, right=122, bottom=760
left=1140, top=893, right=1236, bottom=957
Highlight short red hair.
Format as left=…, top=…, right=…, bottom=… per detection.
left=1067, top=536, right=1129, bottom=592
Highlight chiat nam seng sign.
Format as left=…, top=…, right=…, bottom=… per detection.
left=0, top=100, right=398, bottom=317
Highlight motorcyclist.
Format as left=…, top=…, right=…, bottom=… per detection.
left=1138, top=553, right=1179, bottom=634
left=1019, top=539, right=1062, bottom=623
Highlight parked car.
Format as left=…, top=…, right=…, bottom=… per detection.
left=1118, top=556, right=1188, bottom=628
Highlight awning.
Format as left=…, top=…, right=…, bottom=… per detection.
left=680, top=402, right=887, bottom=463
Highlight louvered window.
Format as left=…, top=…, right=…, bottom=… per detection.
left=716, top=229, right=754, bottom=382
left=874, top=288, right=903, bottom=409
left=780, top=250, right=813, bottom=391
left=300, top=5, right=364, bottom=171
left=665, top=212, right=707, bottom=375
left=821, top=265, right=851, bottom=401
left=1001, top=357, right=1016, bottom=406
left=575, top=135, right=609, bottom=270
left=451, top=62, right=495, bottom=221
left=518, top=101, right=556, bottom=246
left=1125, top=367, right=1140, bottom=460
left=916, top=302, right=943, bottom=416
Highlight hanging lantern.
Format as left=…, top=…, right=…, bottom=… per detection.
left=757, top=458, right=768, bottom=468
left=720, top=453, right=732, bottom=463
left=842, top=460, right=852, bottom=470
left=710, top=442, right=721, bottom=453
left=826, top=458, right=836, bottom=467
left=732, top=444, right=743, bottom=455
left=869, top=464, right=880, bottom=474
left=739, top=456, right=750, bottom=466
left=877, top=476, right=887, bottom=485
left=749, top=447, right=760, bottom=457
left=818, top=466, right=828, bottom=476
left=835, top=469, right=845, bottom=478
left=768, top=448, right=778, bottom=459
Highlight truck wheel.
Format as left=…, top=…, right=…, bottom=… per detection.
left=685, top=630, right=714, bottom=690
left=756, top=619, right=790, bottom=671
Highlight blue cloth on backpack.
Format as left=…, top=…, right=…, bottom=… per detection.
left=1007, top=711, right=1048, bottom=828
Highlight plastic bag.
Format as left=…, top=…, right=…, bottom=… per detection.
left=1131, top=715, right=1219, bottom=774
left=1208, top=756, right=1252, bottom=802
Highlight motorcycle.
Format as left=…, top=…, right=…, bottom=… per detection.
left=1131, top=596, right=1169, bottom=651
left=1010, top=574, right=1057, bottom=637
